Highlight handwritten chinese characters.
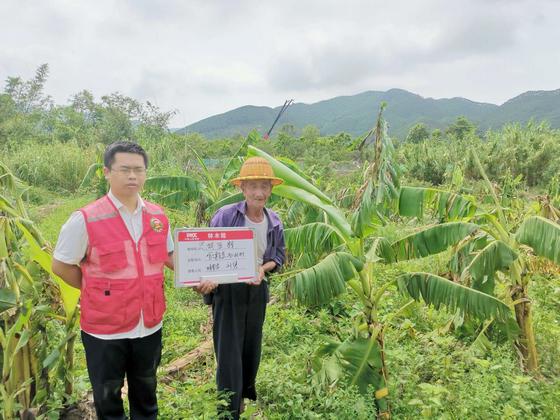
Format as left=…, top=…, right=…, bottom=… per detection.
left=174, top=228, right=257, bottom=287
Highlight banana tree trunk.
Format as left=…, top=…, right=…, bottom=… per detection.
left=511, top=285, right=539, bottom=371
left=3, top=333, right=34, bottom=418
left=364, top=299, right=390, bottom=419
left=64, top=334, right=76, bottom=397
left=21, top=342, right=32, bottom=408
left=374, top=329, right=390, bottom=419
left=37, top=327, right=50, bottom=417
left=62, top=311, right=80, bottom=402
left=195, top=198, right=209, bottom=226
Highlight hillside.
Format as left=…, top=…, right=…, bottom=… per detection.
left=177, top=88, right=560, bottom=139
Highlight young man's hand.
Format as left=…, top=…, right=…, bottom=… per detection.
left=52, top=259, right=83, bottom=289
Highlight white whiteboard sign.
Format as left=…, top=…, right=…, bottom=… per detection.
left=174, top=227, right=257, bottom=287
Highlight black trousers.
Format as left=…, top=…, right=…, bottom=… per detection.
left=81, top=329, right=162, bottom=420
left=212, top=281, right=268, bottom=420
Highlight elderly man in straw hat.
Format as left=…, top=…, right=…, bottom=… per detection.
left=198, top=157, right=285, bottom=419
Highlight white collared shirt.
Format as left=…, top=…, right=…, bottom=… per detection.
left=54, top=190, right=174, bottom=340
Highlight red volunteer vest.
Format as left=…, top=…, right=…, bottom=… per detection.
left=79, top=195, right=169, bottom=334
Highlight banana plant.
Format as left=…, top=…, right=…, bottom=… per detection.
left=210, top=109, right=511, bottom=418
left=536, top=174, right=560, bottom=222
left=1, top=163, right=80, bottom=418
left=78, top=143, right=108, bottom=198
left=143, top=132, right=257, bottom=224
left=396, top=149, right=560, bottom=372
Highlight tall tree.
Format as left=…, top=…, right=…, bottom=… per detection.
left=445, top=116, right=476, bottom=141
left=4, top=64, right=52, bottom=113
left=406, top=123, right=430, bottom=143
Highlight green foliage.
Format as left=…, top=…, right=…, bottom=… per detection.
left=7, top=141, right=96, bottom=193
left=2, top=66, right=560, bottom=417
left=398, top=272, right=512, bottom=322
left=406, top=123, right=430, bottom=143
left=273, top=184, right=352, bottom=239
left=445, top=116, right=477, bottom=140
left=465, top=240, right=518, bottom=294
left=391, top=222, right=478, bottom=261
left=144, top=175, right=203, bottom=208
left=398, top=186, right=477, bottom=221
left=351, top=183, right=384, bottom=238
left=0, top=65, right=175, bottom=160
left=388, top=332, right=560, bottom=418
left=0, top=165, right=80, bottom=418
left=284, top=222, right=343, bottom=256
left=516, top=216, right=560, bottom=265
left=249, top=145, right=333, bottom=203
left=398, top=120, right=560, bottom=192
left=291, top=252, right=364, bottom=306
left=250, top=108, right=512, bottom=418
left=256, top=301, right=379, bottom=419
left=484, top=122, right=560, bottom=187
left=312, top=335, right=384, bottom=394
left=400, top=139, right=450, bottom=185
left=177, top=88, right=560, bottom=140
left=4, top=63, right=52, bottom=113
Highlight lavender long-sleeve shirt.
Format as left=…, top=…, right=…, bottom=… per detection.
left=210, top=200, right=285, bottom=271
left=202, top=201, right=285, bottom=305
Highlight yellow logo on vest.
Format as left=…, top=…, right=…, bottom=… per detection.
left=150, top=217, right=163, bottom=233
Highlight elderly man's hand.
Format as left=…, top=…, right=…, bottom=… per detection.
left=249, top=266, right=265, bottom=286
left=195, top=279, right=218, bottom=294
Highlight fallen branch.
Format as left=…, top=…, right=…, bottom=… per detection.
left=160, top=338, right=214, bottom=381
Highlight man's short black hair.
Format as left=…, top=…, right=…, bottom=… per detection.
left=104, top=141, right=149, bottom=169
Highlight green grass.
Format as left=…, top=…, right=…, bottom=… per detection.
left=33, top=193, right=95, bottom=244
left=26, top=193, right=560, bottom=419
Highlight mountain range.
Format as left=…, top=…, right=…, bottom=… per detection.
left=176, top=88, right=560, bottom=139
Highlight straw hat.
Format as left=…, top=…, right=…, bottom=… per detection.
left=230, top=157, right=284, bottom=187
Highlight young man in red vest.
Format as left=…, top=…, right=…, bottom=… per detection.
left=52, top=141, right=174, bottom=420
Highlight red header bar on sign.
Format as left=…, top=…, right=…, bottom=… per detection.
left=178, top=230, right=254, bottom=242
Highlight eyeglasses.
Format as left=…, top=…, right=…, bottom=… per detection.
left=111, top=167, right=147, bottom=175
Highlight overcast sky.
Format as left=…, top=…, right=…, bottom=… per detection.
left=1, top=0, right=558, bottom=127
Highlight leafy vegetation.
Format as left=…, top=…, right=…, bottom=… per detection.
left=1, top=66, right=559, bottom=419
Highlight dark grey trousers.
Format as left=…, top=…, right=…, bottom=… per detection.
left=211, top=281, right=268, bottom=419
left=81, top=329, right=162, bottom=420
